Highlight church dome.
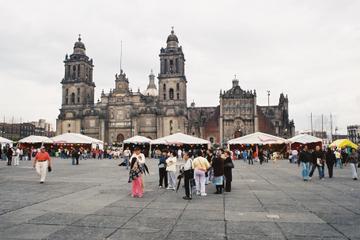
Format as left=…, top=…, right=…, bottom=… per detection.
left=166, top=27, right=179, bottom=48
left=74, top=35, right=85, bottom=50
left=73, top=35, right=86, bottom=55
left=167, top=30, right=179, bottom=43
left=144, top=88, right=158, bottom=97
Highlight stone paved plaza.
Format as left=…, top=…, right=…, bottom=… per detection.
left=0, top=158, right=359, bottom=240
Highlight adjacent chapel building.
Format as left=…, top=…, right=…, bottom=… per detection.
left=56, top=29, right=295, bottom=145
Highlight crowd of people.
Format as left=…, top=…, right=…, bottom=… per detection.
left=0, top=145, right=39, bottom=165
left=298, top=145, right=359, bottom=181
left=2, top=141, right=359, bottom=195
left=126, top=147, right=235, bottom=200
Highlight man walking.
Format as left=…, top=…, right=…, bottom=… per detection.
left=33, top=147, right=52, bottom=184
left=325, top=148, right=336, bottom=178
left=182, top=152, right=193, bottom=200
left=6, top=147, right=13, bottom=166
left=299, top=145, right=311, bottom=181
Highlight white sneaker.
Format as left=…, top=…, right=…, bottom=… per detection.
left=166, top=187, right=171, bottom=190
left=196, top=191, right=201, bottom=196
left=201, top=193, right=207, bottom=196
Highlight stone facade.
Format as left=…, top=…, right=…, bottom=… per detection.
left=57, top=30, right=294, bottom=145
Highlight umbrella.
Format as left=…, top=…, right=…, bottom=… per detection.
left=329, top=139, right=358, bottom=149
left=176, top=173, right=183, bottom=192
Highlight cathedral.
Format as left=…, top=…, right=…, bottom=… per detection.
left=56, top=29, right=295, bottom=145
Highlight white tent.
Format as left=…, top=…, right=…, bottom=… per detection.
left=288, top=134, right=322, bottom=144
left=18, top=135, right=53, bottom=144
left=0, top=136, right=13, bottom=147
left=52, top=133, right=103, bottom=149
left=151, top=132, right=210, bottom=145
left=0, top=136, right=12, bottom=144
left=123, top=135, right=152, bottom=144
left=228, top=132, right=287, bottom=145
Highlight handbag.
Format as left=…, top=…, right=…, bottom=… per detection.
left=224, top=160, right=234, bottom=168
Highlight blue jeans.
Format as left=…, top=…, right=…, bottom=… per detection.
left=336, top=158, right=342, bottom=168
left=72, top=157, right=76, bottom=165
left=124, top=156, right=129, bottom=169
left=301, top=162, right=310, bottom=180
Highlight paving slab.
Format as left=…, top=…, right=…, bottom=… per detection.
left=0, top=158, right=359, bottom=240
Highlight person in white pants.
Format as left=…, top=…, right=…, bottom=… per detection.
left=166, top=151, right=177, bottom=190
left=33, top=147, right=52, bottom=183
left=192, top=151, right=210, bottom=196
left=14, top=148, right=21, bottom=166
left=348, top=149, right=358, bottom=180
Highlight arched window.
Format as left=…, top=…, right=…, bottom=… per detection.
left=72, top=65, right=76, bottom=79
left=176, top=83, right=179, bottom=91
left=77, top=65, right=80, bottom=77
left=71, top=93, right=75, bottom=104
left=163, top=94, right=166, bottom=100
left=77, top=88, right=80, bottom=103
left=65, top=89, right=69, bottom=104
left=163, top=84, right=166, bottom=91
left=169, top=60, right=174, bottom=73
left=177, top=93, right=180, bottom=100
left=169, top=88, right=174, bottom=100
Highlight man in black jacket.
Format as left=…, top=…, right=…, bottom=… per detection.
left=6, top=147, right=13, bottom=166
left=299, top=145, right=312, bottom=181
left=309, top=146, right=325, bottom=180
left=325, top=148, right=336, bottom=178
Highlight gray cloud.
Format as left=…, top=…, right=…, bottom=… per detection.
left=0, top=0, right=359, bottom=133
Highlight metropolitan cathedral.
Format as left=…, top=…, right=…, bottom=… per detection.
left=56, top=29, right=294, bottom=145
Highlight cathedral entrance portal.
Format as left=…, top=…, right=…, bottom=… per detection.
left=116, top=133, right=125, bottom=143
left=234, top=129, right=243, bottom=138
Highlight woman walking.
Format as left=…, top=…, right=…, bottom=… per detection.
left=224, top=151, right=234, bottom=192
left=212, top=151, right=224, bottom=194
left=129, top=157, right=143, bottom=197
left=309, top=146, right=325, bottom=180
left=166, top=151, right=177, bottom=190
left=192, top=151, right=210, bottom=196
left=347, top=148, right=358, bottom=180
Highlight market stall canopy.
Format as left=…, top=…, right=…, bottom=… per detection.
left=18, top=135, right=53, bottom=144
left=0, top=136, right=13, bottom=144
left=123, top=135, right=152, bottom=144
left=151, top=133, right=210, bottom=145
left=228, top=132, right=287, bottom=145
left=288, top=134, right=322, bottom=144
left=52, top=133, right=103, bottom=145
left=329, top=139, right=358, bottom=149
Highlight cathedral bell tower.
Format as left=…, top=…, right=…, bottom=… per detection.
left=61, top=35, right=95, bottom=107
left=157, top=28, right=188, bottom=137
left=57, top=35, right=95, bottom=135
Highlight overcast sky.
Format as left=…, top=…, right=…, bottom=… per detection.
left=0, top=0, right=359, bottom=134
